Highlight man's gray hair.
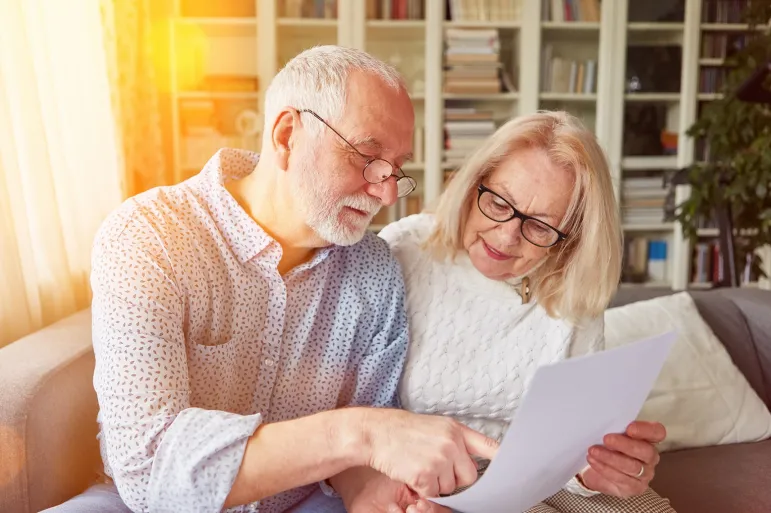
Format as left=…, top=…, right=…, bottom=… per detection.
left=263, top=45, right=406, bottom=138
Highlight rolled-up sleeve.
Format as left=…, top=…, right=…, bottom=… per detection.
left=91, top=215, right=261, bottom=513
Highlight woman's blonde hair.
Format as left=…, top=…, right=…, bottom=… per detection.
left=428, top=111, right=622, bottom=322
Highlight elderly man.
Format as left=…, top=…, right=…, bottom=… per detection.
left=44, top=46, right=496, bottom=513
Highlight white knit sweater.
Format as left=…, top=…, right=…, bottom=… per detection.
left=379, top=213, right=605, bottom=496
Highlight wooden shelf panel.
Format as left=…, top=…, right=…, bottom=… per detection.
left=277, top=18, right=337, bottom=28
left=622, top=223, right=675, bottom=232
left=444, top=21, right=520, bottom=29
left=540, top=93, right=597, bottom=102
left=698, top=93, right=725, bottom=101
left=699, top=58, right=725, bottom=66
left=701, top=23, right=762, bottom=31
left=443, top=93, right=519, bottom=100
left=541, top=21, right=600, bottom=31
left=366, top=20, right=425, bottom=29
left=627, top=22, right=684, bottom=31
left=622, top=156, right=678, bottom=170
left=624, top=93, right=681, bottom=102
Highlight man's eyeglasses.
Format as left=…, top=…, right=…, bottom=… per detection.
left=299, top=109, right=417, bottom=198
left=477, top=184, right=567, bottom=248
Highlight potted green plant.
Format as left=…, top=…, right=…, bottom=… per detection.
left=676, top=3, right=771, bottom=285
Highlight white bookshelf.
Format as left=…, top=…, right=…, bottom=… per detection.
left=166, top=0, right=769, bottom=291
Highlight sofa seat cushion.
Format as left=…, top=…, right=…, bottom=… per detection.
left=652, top=440, right=771, bottom=513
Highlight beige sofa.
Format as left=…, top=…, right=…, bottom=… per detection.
left=1, top=289, right=770, bottom=513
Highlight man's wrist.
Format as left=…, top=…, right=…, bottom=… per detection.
left=329, top=407, right=376, bottom=469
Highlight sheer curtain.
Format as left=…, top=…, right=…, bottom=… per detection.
left=0, top=0, right=124, bottom=347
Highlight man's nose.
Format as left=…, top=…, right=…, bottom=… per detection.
left=365, top=178, right=398, bottom=207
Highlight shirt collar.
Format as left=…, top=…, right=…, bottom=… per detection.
left=192, top=148, right=336, bottom=267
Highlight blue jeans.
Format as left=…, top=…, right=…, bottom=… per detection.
left=42, top=483, right=346, bottom=513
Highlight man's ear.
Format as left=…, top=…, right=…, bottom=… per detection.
left=272, top=109, right=298, bottom=172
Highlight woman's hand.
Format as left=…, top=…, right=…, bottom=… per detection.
left=579, top=421, right=666, bottom=498
left=332, top=467, right=450, bottom=513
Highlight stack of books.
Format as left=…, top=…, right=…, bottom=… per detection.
left=444, top=29, right=502, bottom=95
left=541, top=46, right=596, bottom=94
left=621, top=175, right=668, bottom=225
left=443, top=107, right=496, bottom=168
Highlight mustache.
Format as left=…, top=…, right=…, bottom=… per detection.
left=340, top=194, right=382, bottom=216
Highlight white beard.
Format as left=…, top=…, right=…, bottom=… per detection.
left=293, top=160, right=382, bottom=246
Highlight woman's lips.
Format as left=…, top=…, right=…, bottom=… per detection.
left=482, top=239, right=513, bottom=261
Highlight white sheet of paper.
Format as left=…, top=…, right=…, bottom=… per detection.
left=431, top=331, right=675, bottom=513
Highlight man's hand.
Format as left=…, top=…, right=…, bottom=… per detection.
left=580, top=421, right=666, bottom=498
left=332, top=468, right=450, bottom=513
left=360, top=409, right=498, bottom=498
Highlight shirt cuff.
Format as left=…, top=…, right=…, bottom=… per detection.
left=564, top=468, right=601, bottom=497
left=319, top=479, right=341, bottom=498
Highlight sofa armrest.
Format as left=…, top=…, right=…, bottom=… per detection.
left=722, top=289, right=771, bottom=409
left=0, top=309, right=101, bottom=513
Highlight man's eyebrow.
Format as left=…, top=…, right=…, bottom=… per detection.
left=348, top=135, right=383, bottom=153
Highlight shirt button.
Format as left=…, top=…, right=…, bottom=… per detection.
left=264, top=357, right=275, bottom=367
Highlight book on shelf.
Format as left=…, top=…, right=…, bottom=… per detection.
left=444, top=29, right=509, bottom=94
left=366, top=0, right=425, bottom=20
left=692, top=242, right=723, bottom=285
left=622, top=237, right=669, bottom=284
left=443, top=107, right=495, bottom=166
left=700, top=67, right=727, bottom=93
left=701, top=0, right=747, bottom=24
left=283, top=0, right=337, bottom=19
left=447, top=0, right=519, bottom=22
left=541, top=46, right=597, bottom=94
left=542, top=0, right=600, bottom=22
left=701, top=33, right=756, bottom=60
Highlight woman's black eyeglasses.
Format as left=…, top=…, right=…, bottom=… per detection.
left=477, top=184, right=567, bottom=248
left=299, top=109, right=417, bottom=198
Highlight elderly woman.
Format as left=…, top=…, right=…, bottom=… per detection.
left=377, top=111, right=674, bottom=513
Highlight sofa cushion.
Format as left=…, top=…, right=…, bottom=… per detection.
left=652, top=440, right=771, bottom=513
left=605, top=292, right=771, bottom=451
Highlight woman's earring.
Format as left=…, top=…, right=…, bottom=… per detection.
left=520, top=276, right=531, bottom=304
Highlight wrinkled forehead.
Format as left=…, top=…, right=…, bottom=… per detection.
left=338, top=72, right=415, bottom=154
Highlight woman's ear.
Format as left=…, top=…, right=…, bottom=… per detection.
left=271, top=109, right=298, bottom=172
